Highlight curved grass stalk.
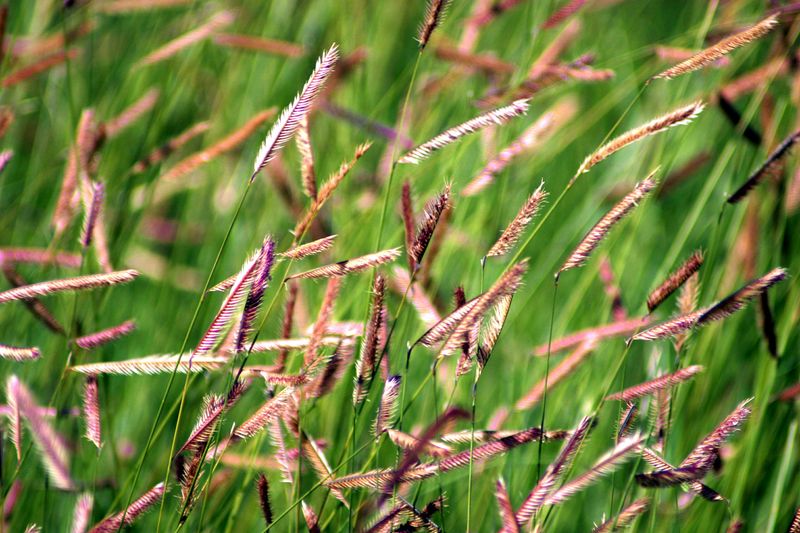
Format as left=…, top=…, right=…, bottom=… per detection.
left=150, top=183, right=254, bottom=532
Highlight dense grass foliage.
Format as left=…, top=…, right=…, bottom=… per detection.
left=1, top=1, right=799, bottom=531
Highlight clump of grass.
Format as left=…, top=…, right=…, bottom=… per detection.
left=1, top=3, right=797, bottom=532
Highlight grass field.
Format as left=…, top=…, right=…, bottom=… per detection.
left=1, top=0, right=799, bottom=531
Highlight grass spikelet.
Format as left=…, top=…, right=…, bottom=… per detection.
left=178, top=380, right=245, bottom=454
left=476, top=293, right=513, bottom=370
left=534, top=316, right=649, bottom=355
left=254, top=371, right=309, bottom=386
left=307, top=343, right=350, bottom=397
left=324, top=102, right=413, bottom=148
left=303, top=278, right=341, bottom=367
left=592, top=498, right=649, bottom=532
left=256, top=474, right=272, bottom=526
left=628, top=310, right=704, bottom=343
left=14, top=377, right=75, bottom=490
left=296, top=115, right=317, bottom=199
left=174, top=450, right=202, bottom=518
left=0, top=150, right=13, bottom=174
left=6, top=376, right=22, bottom=461
left=374, top=374, right=401, bottom=436
left=53, top=108, right=98, bottom=236
left=606, top=365, right=703, bottom=402
left=636, top=465, right=706, bottom=487
left=354, top=273, right=386, bottom=404
left=539, top=61, right=615, bottom=83
left=75, top=320, right=136, bottom=350
left=88, top=482, right=164, bottom=532
left=576, top=103, right=703, bottom=176
left=496, top=478, right=520, bottom=533
left=287, top=248, right=400, bottom=281
left=398, top=99, right=529, bottom=164
left=0, top=269, right=138, bottom=304
left=234, top=238, right=276, bottom=352
left=617, top=402, right=638, bottom=443
left=233, top=387, right=294, bottom=440
left=63, top=108, right=97, bottom=172
left=487, top=183, right=546, bottom=257
left=386, top=428, right=452, bottom=457
left=103, top=88, right=160, bottom=137
left=416, top=295, right=480, bottom=347
left=410, top=185, right=450, bottom=269
left=541, top=0, right=587, bottom=29
left=293, top=141, right=372, bottom=236
left=382, top=407, right=469, bottom=498
left=3, top=481, right=21, bottom=522
left=456, top=296, right=483, bottom=377
left=191, top=248, right=261, bottom=360
left=441, top=260, right=528, bottom=358
left=274, top=281, right=298, bottom=373
left=1, top=49, right=78, bottom=88
left=213, top=33, right=303, bottom=57
left=728, top=129, right=800, bottom=204
left=438, top=424, right=549, bottom=474
left=526, top=18, right=581, bottom=79
left=301, top=501, right=321, bottom=533
left=279, top=235, right=336, bottom=260
left=1, top=267, right=72, bottom=334
left=325, top=464, right=438, bottom=490
left=162, top=109, right=275, bottom=180
left=655, top=389, right=670, bottom=451
left=789, top=506, right=800, bottom=533
left=70, top=354, right=227, bottom=375
left=91, top=207, right=114, bottom=273
left=679, top=398, right=752, bottom=473
left=418, top=0, right=451, bottom=50
left=775, top=383, right=800, bottom=402
left=301, top=431, right=349, bottom=507
left=136, top=11, right=234, bottom=67
left=249, top=337, right=341, bottom=353
left=71, top=493, right=93, bottom=533
left=697, top=267, right=787, bottom=326
left=268, top=420, right=293, bottom=483
left=362, top=500, right=412, bottom=533
left=647, top=250, right=704, bottom=312
left=0, top=248, right=81, bottom=268
left=515, top=339, right=595, bottom=410
left=652, top=16, right=779, bottom=81
left=132, top=121, right=210, bottom=173
left=434, top=44, right=515, bottom=74
left=639, top=447, right=724, bottom=501
left=401, top=181, right=416, bottom=272
left=514, top=416, right=592, bottom=525
left=82, top=375, right=102, bottom=449
left=79, top=180, right=104, bottom=248
left=439, top=428, right=569, bottom=444
left=0, top=344, right=41, bottom=361
left=179, top=394, right=224, bottom=453
left=251, top=44, right=339, bottom=181
left=545, top=435, right=643, bottom=505
left=558, top=172, right=657, bottom=277
left=719, top=57, right=786, bottom=101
